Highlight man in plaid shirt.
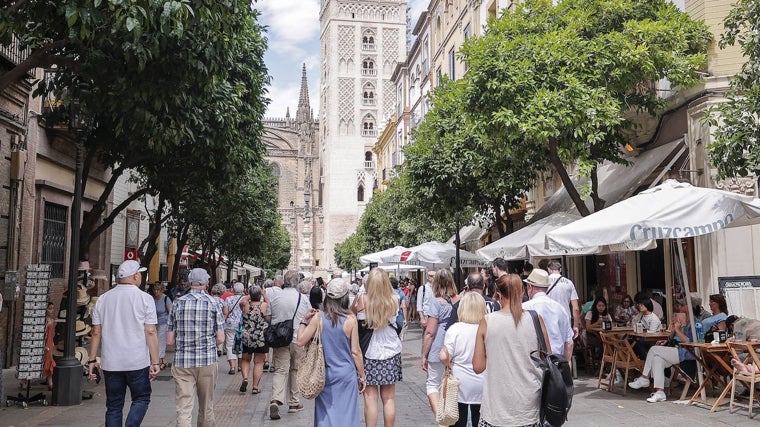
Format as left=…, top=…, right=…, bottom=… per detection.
left=167, top=268, right=225, bottom=427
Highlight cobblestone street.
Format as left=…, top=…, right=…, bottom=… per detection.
left=2, top=323, right=760, bottom=426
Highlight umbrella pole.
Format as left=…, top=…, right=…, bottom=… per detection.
left=676, top=237, right=705, bottom=400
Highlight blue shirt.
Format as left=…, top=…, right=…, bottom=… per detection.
left=168, top=289, right=224, bottom=368
left=395, top=289, right=406, bottom=326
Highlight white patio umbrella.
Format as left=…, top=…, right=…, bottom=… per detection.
left=358, top=263, right=427, bottom=274
left=476, top=212, right=655, bottom=261
left=359, top=246, right=408, bottom=265
left=381, top=241, right=484, bottom=268
left=545, top=179, right=760, bottom=394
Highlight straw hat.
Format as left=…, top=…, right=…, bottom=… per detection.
left=75, top=320, right=91, bottom=337
left=84, top=296, right=98, bottom=319
left=76, top=287, right=91, bottom=306
left=74, top=347, right=89, bottom=366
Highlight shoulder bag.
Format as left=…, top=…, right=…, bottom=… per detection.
left=435, top=365, right=460, bottom=426
left=297, top=313, right=325, bottom=399
left=527, top=310, right=574, bottom=427
left=265, top=292, right=302, bottom=348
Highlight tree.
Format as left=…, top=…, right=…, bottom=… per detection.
left=334, top=174, right=452, bottom=270
left=405, top=78, right=535, bottom=237
left=460, top=0, right=711, bottom=216
left=1, top=1, right=270, bottom=262
left=706, top=0, right=760, bottom=184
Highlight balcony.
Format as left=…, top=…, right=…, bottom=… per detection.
left=364, top=161, right=376, bottom=170
left=361, top=68, right=377, bottom=77
left=362, top=98, right=376, bottom=106
left=0, top=35, right=30, bottom=66
left=361, top=129, right=377, bottom=137
left=362, top=43, right=376, bottom=51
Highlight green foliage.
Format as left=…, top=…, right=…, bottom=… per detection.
left=334, top=175, right=452, bottom=271
left=454, top=0, right=710, bottom=215
left=706, top=0, right=760, bottom=180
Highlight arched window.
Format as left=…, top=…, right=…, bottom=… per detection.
left=362, top=114, right=376, bottom=136
left=357, top=185, right=365, bottom=202
left=362, top=82, right=376, bottom=105
left=363, top=30, right=376, bottom=51
left=362, top=59, right=376, bottom=76
left=365, top=151, right=373, bottom=161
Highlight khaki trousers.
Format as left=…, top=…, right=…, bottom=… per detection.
left=270, top=342, right=303, bottom=406
left=173, top=363, right=218, bottom=427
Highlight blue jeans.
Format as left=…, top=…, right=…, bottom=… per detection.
left=103, top=366, right=152, bottom=427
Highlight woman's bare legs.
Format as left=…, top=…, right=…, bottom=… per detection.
left=364, top=385, right=380, bottom=427
left=731, top=358, right=760, bottom=375
left=380, top=384, right=396, bottom=426
left=240, top=353, right=252, bottom=383
left=252, top=353, right=267, bottom=391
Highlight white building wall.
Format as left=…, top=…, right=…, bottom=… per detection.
left=320, top=0, right=408, bottom=270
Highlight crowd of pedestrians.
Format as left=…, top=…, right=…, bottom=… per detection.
left=84, top=257, right=590, bottom=427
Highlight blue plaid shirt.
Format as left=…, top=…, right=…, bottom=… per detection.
left=168, top=289, right=224, bottom=368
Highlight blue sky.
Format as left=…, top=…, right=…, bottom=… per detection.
left=257, top=0, right=429, bottom=118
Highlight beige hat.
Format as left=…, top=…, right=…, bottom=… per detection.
left=76, top=287, right=91, bottom=306
left=326, top=278, right=348, bottom=299
left=74, top=346, right=89, bottom=366
left=524, top=268, right=550, bottom=287
left=75, top=320, right=91, bottom=337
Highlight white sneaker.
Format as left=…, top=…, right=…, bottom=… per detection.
left=646, top=390, right=666, bottom=403
left=628, top=376, right=650, bottom=389
left=615, top=371, right=623, bottom=384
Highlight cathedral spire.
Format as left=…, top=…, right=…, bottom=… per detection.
left=296, top=63, right=311, bottom=123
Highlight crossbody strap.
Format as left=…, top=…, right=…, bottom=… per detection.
left=527, top=309, right=548, bottom=354
left=545, top=276, right=563, bottom=296
left=290, top=292, right=302, bottom=322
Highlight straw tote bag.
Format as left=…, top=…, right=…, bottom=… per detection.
left=297, top=313, right=325, bottom=399
left=435, top=366, right=460, bottom=426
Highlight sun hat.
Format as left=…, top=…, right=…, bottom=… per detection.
left=76, top=287, right=91, bottom=306
left=74, top=346, right=89, bottom=366
left=118, top=260, right=147, bottom=279
left=326, top=279, right=349, bottom=299
left=524, top=268, right=550, bottom=287
left=75, top=320, right=91, bottom=337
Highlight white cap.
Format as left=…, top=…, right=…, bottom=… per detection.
left=117, top=260, right=147, bottom=278
left=188, top=268, right=210, bottom=285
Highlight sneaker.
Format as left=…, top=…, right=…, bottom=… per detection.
left=269, top=403, right=280, bottom=420
left=288, top=404, right=304, bottom=413
left=615, top=371, right=623, bottom=384
left=646, top=390, right=667, bottom=403
left=239, top=379, right=248, bottom=394
left=628, top=376, right=650, bottom=390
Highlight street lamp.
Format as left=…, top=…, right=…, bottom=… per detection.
left=289, top=201, right=296, bottom=225
left=52, top=86, right=91, bottom=406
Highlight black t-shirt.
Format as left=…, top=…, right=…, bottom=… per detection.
left=445, top=292, right=500, bottom=330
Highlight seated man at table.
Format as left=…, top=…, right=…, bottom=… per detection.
left=628, top=304, right=694, bottom=403
left=632, top=298, right=663, bottom=359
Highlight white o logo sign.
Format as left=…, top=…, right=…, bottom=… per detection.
left=126, top=250, right=136, bottom=260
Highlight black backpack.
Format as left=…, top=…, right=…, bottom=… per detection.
left=527, top=310, right=574, bottom=427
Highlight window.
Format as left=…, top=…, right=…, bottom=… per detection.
left=449, top=47, right=456, bottom=80
left=357, top=185, right=365, bottom=202
left=362, top=82, right=376, bottom=105
left=464, top=23, right=471, bottom=41
left=365, top=151, right=373, bottom=162
left=41, top=202, right=67, bottom=278
left=362, top=114, right=376, bottom=136
left=362, top=59, right=376, bottom=76
left=362, top=31, right=376, bottom=51
left=422, top=36, right=429, bottom=75
left=436, top=67, right=442, bottom=86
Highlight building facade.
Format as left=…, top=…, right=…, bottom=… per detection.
left=264, top=66, right=324, bottom=274
left=319, top=0, right=408, bottom=270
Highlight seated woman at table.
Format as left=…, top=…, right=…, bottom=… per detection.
left=584, top=297, right=612, bottom=359
left=614, top=294, right=637, bottom=326
left=632, top=298, right=663, bottom=359
left=628, top=308, right=694, bottom=403
left=701, top=294, right=729, bottom=341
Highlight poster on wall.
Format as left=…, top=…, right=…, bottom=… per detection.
left=718, top=276, right=760, bottom=295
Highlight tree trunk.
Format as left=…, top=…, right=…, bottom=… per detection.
left=138, top=196, right=166, bottom=269
left=170, top=222, right=190, bottom=286
left=547, top=139, right=591, bottom=217
left=589, top=165, right=606, bottom=213
left=493, top=201, right=507, bottom=238
left=79, top=164, right=127, bottom=259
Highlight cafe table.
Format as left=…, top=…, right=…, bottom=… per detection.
left=628, top=330, right=671, bottom=342
left=679, top=342, right=733, bottom=411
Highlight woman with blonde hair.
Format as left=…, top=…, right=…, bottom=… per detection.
left=440, top=292, right=487, bottom=427
left=473, top=274, right=550, bottom=427
left=351, top=268, right=402, bottom=427
left=421, top=269, right=461, bottom=422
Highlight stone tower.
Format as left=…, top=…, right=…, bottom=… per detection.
left=319, top=0, right=408, bottom=271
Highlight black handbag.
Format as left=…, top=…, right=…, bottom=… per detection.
left=357, top=318, right=374, bottom=356
left=265, top=293, right=302, bottom=348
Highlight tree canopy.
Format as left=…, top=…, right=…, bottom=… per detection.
left=707, top=0, right=760, bottom=183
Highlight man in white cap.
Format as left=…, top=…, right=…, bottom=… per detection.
left=88, top=259, right=160, bottom=426
left=167, top=267, right=225, bottom=427
left=522, top=268, right=574, bottom=359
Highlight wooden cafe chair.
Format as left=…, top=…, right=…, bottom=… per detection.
left=606, top=332, right=645, bottom=396
left=727, top=341, right=760, bottom=418
left=597, top=331, right=617, bottom=392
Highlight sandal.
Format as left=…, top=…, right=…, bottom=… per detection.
left=228, top=369, right=235, bottom=375
left=251, top=386, right=260, bottom=394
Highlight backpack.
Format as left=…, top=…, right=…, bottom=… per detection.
left=241, top=302, right=268, bottom=349
left=527, top=310, right=573, bottom=427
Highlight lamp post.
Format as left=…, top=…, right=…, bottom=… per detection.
left=52, top=89, right=90, bottom=405
left=454, top=212, right=461, bottom=290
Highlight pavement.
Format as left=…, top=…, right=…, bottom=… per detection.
left=1, top=323, right=759, bottom=426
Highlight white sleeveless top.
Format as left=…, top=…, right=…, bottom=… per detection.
left=480, top=310, right=542, bottom=426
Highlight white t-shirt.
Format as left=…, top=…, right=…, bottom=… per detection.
left=416, top=282, right=433, bottom=316
left=523, top=293, right=574, bottom=356
left=268, top=287, right=310, bottom=343
left=546, top=274, right=579, bottom=321
left=443, top=322, right=484, bottom=404
left=92, top=285, right=157, bottom=371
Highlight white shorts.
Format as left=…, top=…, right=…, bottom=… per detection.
left=225, top=328, right=238, bottom=360
left=426, top=361, right=445, bottom=395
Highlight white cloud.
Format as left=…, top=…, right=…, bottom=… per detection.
left=258, top=0, right=320, bottom=55
left=408, top=0, right=429, bottom=28
left=265, top=82, right=300, bottom=119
